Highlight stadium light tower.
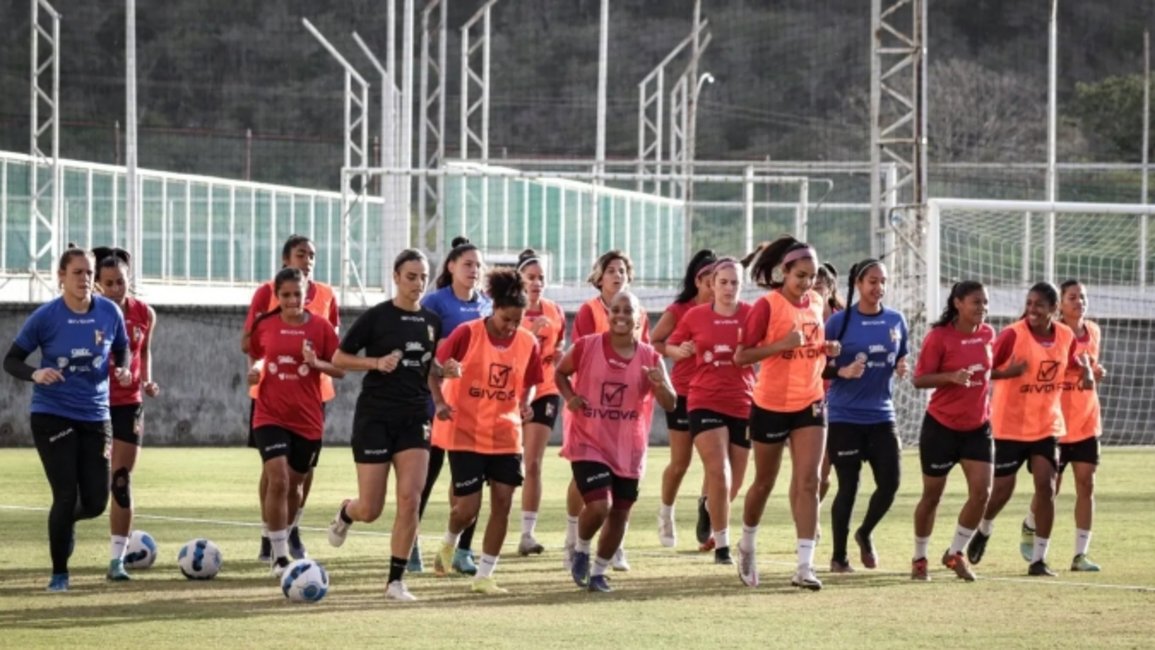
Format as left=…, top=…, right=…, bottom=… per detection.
left=28, top=0, right=62, bottom=299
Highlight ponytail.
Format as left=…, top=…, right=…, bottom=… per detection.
left=932, top=281, right=985, bottom=328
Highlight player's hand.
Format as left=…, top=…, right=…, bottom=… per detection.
left=529, top=316, right=549, bottom=336
left=434, top=401, right=454, bottom=421
left=520, top=402, right=534, bottom=421
left=1003, top=356, right=1028, bottom=378
left=143, top=381, right=160, bottom=397
left=838, top=356, right=867, bottom=380
left=1093, top=363, right=1106, bottom=381
left=441, top=358, right=463, bottom=379
left=247, top=366, right=261, bottom=386
left=777, top=329, right=806, bottom=350
left=377, top=349, right=403, bottom=373
left=565, top=394, right=589, bottom=412
left=824, top=340, right=842, bottom=357
left=948, top=368, right=972, bottom=387
left=114, top=367, right=132, bottom=387
left=301, top=340, right=318, bottom=367
left=896, top=356, right=909, bottom=379
left=32, top=368, right=65, bottom=385
left=642, top=365, right=665, bottom=386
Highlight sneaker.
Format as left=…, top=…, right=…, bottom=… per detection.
left=571, top=551, right=590, bottom=587
left=829, top=558, right=855, bottom=574
left=257, top=535, right=272, bottom=563
left=106, top=558, right=131, bottom=581
left=791, top=565, right=823, bottom=591
left=736, top=544, right=758, bottom=587
left=854, top=529, right=878, bottom=569
left=714, top=546, right=733, bottom=565
left=517, top=534, right=545, bottom=557
left=698, top=536, right=716, bottom=552
left=695, top=496, right=711, bottom=545
left=941, top=550, right=976, bottom=582
left=46, top=573, right=69, bottom=592
left=288, top=526, right=308, bottom=560
left=1071, top=554, right=1101, bottom=572
left=562, top=540, right=575, bottom=570
left=1028, top=560, right=1057, bottom=577
left=453, top=548, right=479, bottom=575
left=385, top=580, right=418, bottom=602
left=328, top=500, right=351, bottom=548
left=611, top=547, right=631, bottom=572
left=911, top=557, right=930, bottom=581
left=967, top=530, right=989, bottom=565
left=271, top=556, right=291, bottom=578
left=588, top=574, right=613, bottom=593
left=658, top=511, right=677, bottom=548
left=1019, top=521, right=1035, bottom=563
left=434, top=542, right=455, bottom=577
left=408, top=541, right=424, bottom=573
left=471, top=576, right=508, bottom=595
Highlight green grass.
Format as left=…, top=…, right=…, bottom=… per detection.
left=2, top=447, right=1154, bottom=649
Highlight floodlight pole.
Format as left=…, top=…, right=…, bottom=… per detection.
left=461, top=0, right=500, bottom=249
left=28, top=0, right=61, bottom=299
left=1045, top=0, right=1057, bottom=285
left=419, top=0, right=447, bottom=256
left=594, top=0, right=609, bottom=227
left=126, top=0, right=142, bottom=284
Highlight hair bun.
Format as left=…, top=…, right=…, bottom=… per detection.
left=451, top=236, right=472, bottom=249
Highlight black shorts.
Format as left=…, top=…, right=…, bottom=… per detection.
left=1059, top=437, right=1100, bottom=472
left=749, top=401, right=826, bottom=445
left=665, top=395, right=690, bottom=432
left=351, top=412, right=431, bottom=464
left=252, top=425, right=323, bottom=475
left=447, top=451, right=523, bottom=496
left=528, top=395, right=562, bottom=428
left=689, top=409, right=751, bottom=449
left=828, top=420, right=900, bottom=465
left=994, top=436, right=1058, bottom=477
left=110, top=403, right=144, bottom=446
left=571, top=460, right=640, bottom=506
left=31, top=413, right=112, bottom=455
left=918, top=413, right=993, bottom=477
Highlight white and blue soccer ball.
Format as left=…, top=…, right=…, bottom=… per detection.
left=123, top=530, right=158, bottom=569
left=177, top=538, right=223, bottom=580
left=281, top=559, right=329, bottom=603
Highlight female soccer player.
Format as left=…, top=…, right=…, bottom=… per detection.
left=559, top=291, right=676, bottom=592
left=651, top=249, right=716, bottom=550
left=515, top=249, right=566, bottom=556
left=415, top=236, right=492, bottom=574
left=972, top=282, right=1092, bottom=577
left=5, top=247, right=130, bottom=592
left=429, top=268, right=543, bottom=595
left=822, top=259, right=908, bottom=573
left=248, top=267, right=344, bottom=576
left=327, top=249, right=441, bottom=601
left=910, top=281, right=995, bottom=582
left=733, top=236, right=840, bottom=591
left=814, top=262, right=845, bottom=321
left=666, top=257, right=753, bottom=565
left=93, top=247, right=160, bottom=581
left=242, top=234, right=339, bottom=562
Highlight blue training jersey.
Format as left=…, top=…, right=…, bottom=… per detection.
left=14, top=295, right=129, bottom=422
left=421, top=286, right=492, bottom=338
left=824, top=305, right=909, bottom=425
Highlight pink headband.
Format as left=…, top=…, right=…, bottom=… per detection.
left=712, top=258, right=740, bottom=274
left=782, top=246, right=817, bottom=267
left=695, top=261, right=718, bottom=279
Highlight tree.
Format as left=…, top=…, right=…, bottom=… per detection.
left=1071, top=74, right=1152, bottom=160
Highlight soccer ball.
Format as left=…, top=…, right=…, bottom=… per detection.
left=177, top=538, right=223, bottom=580
left=123, top=530, right=158, bottom=569
left=281, top=559, right=330, bottom=603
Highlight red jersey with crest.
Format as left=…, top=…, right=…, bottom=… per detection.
left=669, top=302, right=755, bottom=419
left=110, top=297, right=152, bottom=406
left=914, top=323, right=996, bottom=432
left=250, top=313, right=340, bottom=440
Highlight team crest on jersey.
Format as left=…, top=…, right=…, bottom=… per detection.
left=890, top=326, right=901, bottom=343
left=132, top=325, right=144, bottom=343
left=94, top=329, right=105, bottom=346
left=428, top=325, right=436, bottom=342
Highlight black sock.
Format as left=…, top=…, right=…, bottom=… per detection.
left=388, top=555, right=408, bottom=583
left=457, top=521, right=476, bottom=551
left=339, top=504, right=353, bottom=525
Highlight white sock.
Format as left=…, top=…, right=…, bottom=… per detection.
left=110, top=535, right=129, bottom=561
left=1024, top=511, right=1036, bottom=530
left=1075, top=529, right=1092, bottom=556
left=740, top=524, right=758, bottom=553
left=914, top=536, right=930, bottom=561
left=476, top=553, right=498, bottom=578
left=592, top=555, right=611, bottom=577
left=261, top=523, right=270, bottom=538
left=565, top=516, right=579, bottom=545
left=796, top=538, right=816, bottom=570
left=714, top=528, right=731, bottom=549
left=978, top=519, right=994, bottom=536
left=659, top=503, right=674, bottom=519
left=443, top=530, right=460, bottom=546
left=1032, top=536, right=1050, bottom=563
left=269, top=529, right=289, bottom=560
left=293, top=509, right=304, bottom=529
left=575, top=537, right=592, bottom=554
left=521, top=511, right=538, bottom=536
left=948, top=525, right=976, bottom=555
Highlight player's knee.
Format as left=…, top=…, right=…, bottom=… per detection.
left=489, top=490, right=514, bottom=515
left=111, top=466, right=132, bottom=509
left=524, top=457, right=543, bottom=480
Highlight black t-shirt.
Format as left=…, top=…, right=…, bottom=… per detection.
left=339, top=301, right=442, bottom=420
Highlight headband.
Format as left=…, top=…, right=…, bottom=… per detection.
left=517, top=257, right=541, bottom=272
left=854, top=259, right=881, bottom=280
left=782, top=246, right=817, bottom=267
left=712, top=258, right=740, bottom=274
left=695, top=261, right=718, bottom=279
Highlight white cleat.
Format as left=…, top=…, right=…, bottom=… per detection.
left=736, top=545, right=759, bottom=587
left=658, top=513, right=677, bottom=548
left=562, top=540, right=575, bottom=570
left=271, top=557, right=290, bottom=578
left=791, top=565, right=823, bottom=591
left=385, top=580, right=418, bottom=602
left=611, top=547, right=631, bottom=572
left=328, top=500, right=351, bottom=548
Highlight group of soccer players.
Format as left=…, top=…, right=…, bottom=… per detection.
left=5, top=235, right=1104, bottom=596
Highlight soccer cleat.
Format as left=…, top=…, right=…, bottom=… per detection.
left=562, top=540, right=575, bottom=570
left=829, top=558, right=855, bottom=574
left=517, top=534, right=545, bottom=557
left=1028, top=560, right=1057, bottom=577
left=736, top=545, right=759, bottom=587
left=911, top=557, right=930, bottom=581
left=257, top=535, right=272, bottom=563
left=434, top=542, right=455, bottom=577
left=1019, top=521, right=1035, bottom=563
left=46, top=573, right=70, bottom=593
left=611, top=547, right=631, bottom=572
left=328, top=500, right=351, bottom=548
left=941, top=550, right=976, bottom=582
left=271, top=556, right=291, bottom=578
left=854, top=529, right=878, bottom=569
left=791, top=565, right=823, bottom=591
left=588, top=574, right=613, bottom=593
left=470, top=577, right=508, bottom=595
left=106, top=558, right=132, bottom=581
left=385, top=580, right=418, bottom=602
left=714, top=546, right=734, bottom=565
left=453, top=548, right=479, bottom=575
left=288, top=526, right=308, bottom=560
left=695, top=496, right=711, bottom=545
left=571, top=551, right=591, bottom=587
left=1070, top=554, right=1101, bottom=572
left=967, top=530, right=989, bottom=565
left=658, top=511, right=677, bottom=548
left=699, top=536, right=716, bottom=552
left=408, top=541, right=424, bottom=573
